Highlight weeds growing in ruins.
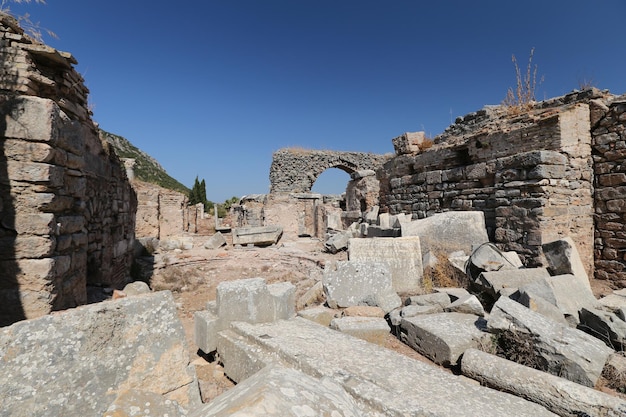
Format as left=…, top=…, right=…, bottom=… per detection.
left=0, top=0, right=56, bottom=42
left=503, top=48, right=543, bottom=115
left=422, top=250, right=468, bottom=293
left=494, top=330, right=544, bottom=369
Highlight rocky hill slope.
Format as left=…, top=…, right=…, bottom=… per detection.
left=100, top=129, right=190, bottom=194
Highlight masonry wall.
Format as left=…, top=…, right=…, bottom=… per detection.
left=0, top=13, right=136, bottom=325
left=379, top=99, right=596, bottom=272
left=592, top=97, right=626, bottom=288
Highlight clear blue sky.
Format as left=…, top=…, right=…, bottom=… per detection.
left=8, top=1, right=626, bottom=202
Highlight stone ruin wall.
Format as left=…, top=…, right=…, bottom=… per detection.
left=0, top=14, right=136, bottom=325
left=378, top=89, right=626, bottom=288
left=264, top=149, right=390, bottom=238
left=269, top=148, right=390, bottom=194
left=591, top=97, right=626, bottom=286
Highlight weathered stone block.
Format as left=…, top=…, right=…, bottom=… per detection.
left=204, top=231, right=227, bottom=249
left=405, top=292, right=451, bottom=307
left=362, top=287, right=402, bottom=313
left=401, top=312, right=490, bottom=366
left=7, top=161, right=63, bottom=186
left=297, top=305, right=336, bottom=327
left=579, top=307, right=626, bottom=350
left=190, top=364, right=362, bottom=417
left=232, top=225, right=282, bottom=246
left=401, top=211, right=489, bottom=256
left=444, top=294, right=485, bottom=316
left=474, top=268, right=550, bottom=299
left=461, top=348, right=626, bottom=417
left=216, top=278, right=275, bottom=324
left=2, top=96, right=59, bottom=141
left=392, top=131, right=425, bottom=155
left=330, top=316, right=390, bottom=345
left=195, top=309, right=220, bottom=354
left=2, top=138, right=55, bottom=162
left=323, top=261, right=392, bottom=309
left=348, top=236, right=423, bottom=293
left=267, top=281, right=296, bottom=320
left=488, top=297, right=613, bottom=387
left=542, top=237, right=591, bottom=291
left=218, top=318, right=555, bottom=416
left=0, top=291, right=200, bottom=416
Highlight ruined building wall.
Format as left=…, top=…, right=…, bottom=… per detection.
left=269, top=148, right=390, bottom=193
left=379, top=89, right=626, bottom=288
left=0, top=14, right=136, bottom=325
left=133, top=180, right=197, bottom=239
left=379, top=94, right=600, bottom=272
left=591, top=97, right=626, bottom=288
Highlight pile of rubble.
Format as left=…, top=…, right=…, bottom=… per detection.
left=4, top=211, right=626, bottom=416
left=189, top=211, right=626, bottom=416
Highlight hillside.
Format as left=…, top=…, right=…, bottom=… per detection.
left=100, top=129, right=190, bottom=194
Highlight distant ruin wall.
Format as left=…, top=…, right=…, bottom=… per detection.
left=0, top=13, right=136, bottom=325
left=269, top=149, right=390, bottom=193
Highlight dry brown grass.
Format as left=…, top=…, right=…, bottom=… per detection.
left=503, top=48, right=543, bottom=115
left=422, top=251, right=468, bottom=293
left=419, top=138, right=434, bottom=151
left=600, top=352, right=626, bottom=395
left=0, top=1, right=56, bottom=42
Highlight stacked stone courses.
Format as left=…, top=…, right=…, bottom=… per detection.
left=379, top=89, right=625, bottom=286
left=0, top=13, right=136, bottom=325
left=592, top=97, right=626, bottom=287
left=269, top=148, right=390, bottom=193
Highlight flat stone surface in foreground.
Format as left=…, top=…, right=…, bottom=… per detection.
left=219, top=317, right=556, bottom=416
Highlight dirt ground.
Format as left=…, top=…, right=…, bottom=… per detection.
left=138, top=235, right=625, bottom=404
left=141, top=236, right=435, bottom=403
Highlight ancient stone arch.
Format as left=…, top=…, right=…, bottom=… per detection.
left=269, top=148, right=390, bottom=193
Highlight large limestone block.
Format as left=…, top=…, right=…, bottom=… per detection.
left=0, top=291, right=200, bottom=416
left=232, top=225, right=283, bottom=246
left=196, top=278, right=296, bottom=354
left=444, top=294, right=485, bottom=316
left=190, top=364, right=362, bottom=417
left=218, top=318, right=556, bottom=416
left=517, top=287, right=569, bottom=325
left=401, top=211, right=489, bottom=256
left=195, top=310, right=220, bottom=353
left=103, top=389, right=188, bottom=417
left=348, top=236, right=423, bottom=293
left=405, top=292, right=451, bottom=308
left=323, top=261, right=392, bottom=309
left=466, top=243, right=523, bottom=282
left=330, top=316, right=390, bottom=345
left=579, top=307, right=626, bottom=350
left=461, top=348, right=626, bottom=417
left=268, top=281, right=296, bottom=320
left=542, top=237, right=591, bottom=291
left=520, top=274, right=599, bottom=325
left=2, top=96, right=59, bottom=141
left=297, top=305, right=336, bottom=327
left=216, top=277, right=275, bottom=324
left=362, top=286, right=402, bottom=313
left=400, top=312, right=491, bottom=366
left=204, top=232, right=227, bottom=249
left=488, top=297, right=613, bottom=387
left=475, top=268, right=550, bottom=299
